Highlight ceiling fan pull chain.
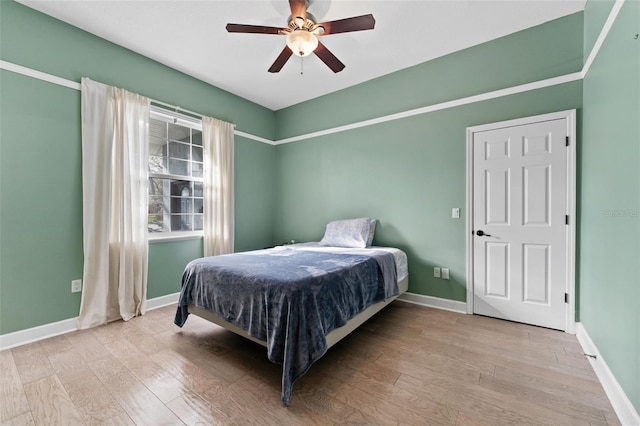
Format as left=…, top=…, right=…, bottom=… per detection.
left=300, top=56, right=304, bottom=75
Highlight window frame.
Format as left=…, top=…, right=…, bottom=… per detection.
left=148, top=106, right=205, bottom=243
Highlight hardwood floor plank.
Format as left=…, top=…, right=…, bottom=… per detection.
left=56, top=366, right=134, bottom=425
left=128, top=310, right=176, bottom=336
left=493, top=364, right=612, bottom=404
left=376, top=350, right=483, bottom=384
left=149, top=349, right=228, bottom=396
left=121, top=324, right=168, bottom=357
left=329, top=380, right=451, bottom=426
left=89, top=320, right=138, bottom=345
left=395, top=373, right=573, bottom=426
left=284, top=380, right=385, bottom=426
left=365, top=325, right=464, bottom=358
left=166, top=391, right=232, bottom=425
left=0, top=350, right=31, bottom=422
left=454, top=411, right=492, bottom=426
left=300, top=358, right=456, bottom=425
left=461, top=338, right=559, bottom=366
left=169, top=339, right=247, bottom=385
left=65, top=329, right=110, bottom=362
left=154, top=305, right=179, bottom=317
left=103, top=337, right=186, bottom=404
left=0, top=411, right=35, bottom=426
left=225, top=375, right=317, bottom=425
left=478, top=372, right=609, bottom=424
left=89, top=354, right=183, bottom=425
left=455, top=314, right=531, bottom=339
left=195, top=384, right=252, bottom=424
left=1, top=303, right=619, bottom=425
left=22, top=375, right=84, bottom=426
left=11, top=343, right=55, bottom=385
left=313, top=344, right=400, bottom=387
left=38, top=334, right=74, bottom=356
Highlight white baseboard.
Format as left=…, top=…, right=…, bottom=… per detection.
left=0, top=292, right=181, bottom=351
left=576, top=323, right=640, bottom=426
left=0, top=317, right=79, bottom=351
left=397, top=292, right=467, bottom=314
left=146, top=292, right=180, bottom=310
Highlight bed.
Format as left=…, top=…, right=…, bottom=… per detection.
left=174, top=218, right=408, bottom=405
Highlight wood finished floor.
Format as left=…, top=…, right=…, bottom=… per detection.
left=1, top=302, right=619, bottom=426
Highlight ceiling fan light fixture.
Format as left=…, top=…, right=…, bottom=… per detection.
left=286, top=30, right=318, bottom=57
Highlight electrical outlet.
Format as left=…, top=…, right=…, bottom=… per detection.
left=442, top=268, right=450, bottom=280
left=71, top=279, right=82, bottom=293
left=452, top=208, right=460, bottom=219
left=434, top=267, right=441, bottom=278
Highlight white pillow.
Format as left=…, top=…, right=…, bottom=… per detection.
left=319, top=218, right=372, bottom=248
left=366, top=218, right=377, bottom=247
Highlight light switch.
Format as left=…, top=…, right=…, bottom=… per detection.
left=452, top=208, right=460, bottom=219
left=442, top=268, right=450, bottom=280
left=434, top=267, right=441, bottom=278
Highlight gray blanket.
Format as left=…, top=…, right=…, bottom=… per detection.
left=174, top=246, right=398, bottom=405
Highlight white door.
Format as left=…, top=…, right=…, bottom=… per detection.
left=472, top=115, right=571, bottom=330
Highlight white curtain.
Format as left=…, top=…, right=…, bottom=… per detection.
left=202, top=116, right=235, bottom=256
left=78, top=78, right=150, bottom=329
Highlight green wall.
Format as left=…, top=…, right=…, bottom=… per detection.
left=2, top=3, right=638, bottom=415
left=275, top=13, right=584, bottom=139
left=0, top=1, right=277, bottom=334
left=274, top=14, right=584, bottom=301
left=580, top=0, right=640, bottom=413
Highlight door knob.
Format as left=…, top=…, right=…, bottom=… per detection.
left=476, top=230, right=491, bottom=237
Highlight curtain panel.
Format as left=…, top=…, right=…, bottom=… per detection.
left=78, top=78, right=150, bottom=329
left=202, top=117, right=235, bottom=257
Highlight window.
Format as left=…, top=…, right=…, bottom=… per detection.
left=148, top=107, right=203, bottom=237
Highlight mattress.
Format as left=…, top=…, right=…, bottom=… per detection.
left=175, top=243, right=407, bottom=405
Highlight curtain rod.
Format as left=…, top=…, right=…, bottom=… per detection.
left=151, top=100, right=201, bottom=118
left=150, top=100, right=236, bottom=128
left=76, top=77, right=236, bottom=128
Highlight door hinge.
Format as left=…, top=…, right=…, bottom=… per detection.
left=566, top=136, right=570, bottom=146
left=565, top=293, right=569, bottom=303
left=565, top=215, right=569, bottom=225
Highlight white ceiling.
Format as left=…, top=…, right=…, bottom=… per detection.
left=18, top=0, right=586, bottom=111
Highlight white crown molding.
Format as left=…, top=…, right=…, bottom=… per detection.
left=1, top=0, right=622, bottom=146
left=274, top=72, right=582, bottom=145
left=576, top=323, right=640, bottom=426
left=235, top=129, right=276, bottom=145
left=0, top=60, right=269, bottom=145
left=0, top=59, right=81, bottom=90
left=581, top=0, right=625, bottom=79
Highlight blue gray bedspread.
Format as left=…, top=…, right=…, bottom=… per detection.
left=174, top=246, right=398, bottom=405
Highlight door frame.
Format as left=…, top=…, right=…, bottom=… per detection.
left=465, top=110, right=577, bottom=333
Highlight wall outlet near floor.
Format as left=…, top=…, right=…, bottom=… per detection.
left=71, top=279, right=82, bottom=293
left=442, top=268, right=450, bottom=280
left=433, top=267, right=441, bottom=278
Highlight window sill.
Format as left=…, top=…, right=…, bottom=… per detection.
left=148, top=232, right=203, bottom=243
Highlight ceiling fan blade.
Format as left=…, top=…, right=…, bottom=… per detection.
left=314, top=41, right=345, bottom=73
left=289, top=0, right=307, bottom=23
left=268, top=46, right=293, bottom=73
left=226, top=23, right=285, bottom=35
left=316, top=14, right=375, bottom=35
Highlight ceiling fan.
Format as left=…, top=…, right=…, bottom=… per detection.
left=226, top=0, right=375, bottom=73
